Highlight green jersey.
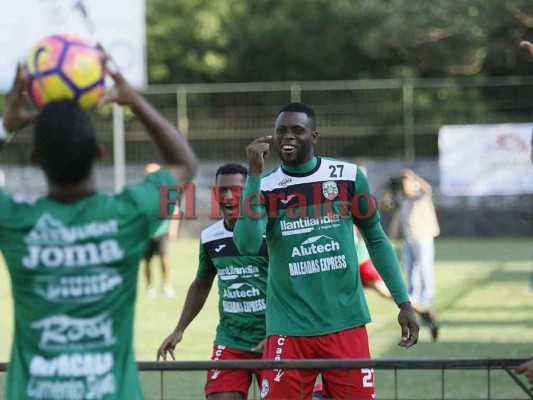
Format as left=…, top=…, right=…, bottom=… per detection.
left=0, top=168, right=177, bottom=400
left=234, top=157, right=409, bottom=337
left=198, top=219, right=268, bottom=351
left=354, top=227, right=370, bottom=263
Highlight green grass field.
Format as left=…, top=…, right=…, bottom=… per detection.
left=0, top=238, right=532, bottom=399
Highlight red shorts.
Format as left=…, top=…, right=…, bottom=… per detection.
left=205, top=344, right=262, bottom=398
left=359, top=259, right=382, bottom=287
left=260, top=326, right=375, bottom=400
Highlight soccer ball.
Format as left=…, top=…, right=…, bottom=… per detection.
left=25, top=34, right=105, bottom=110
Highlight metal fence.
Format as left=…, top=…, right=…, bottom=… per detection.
left=1, top=77, right=532, bottom=236
left=1, top=76, right=533, bottom=165
left=0, top=358, right=531, bottom=399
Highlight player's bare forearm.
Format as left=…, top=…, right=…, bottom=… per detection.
left=360, top=223, right=410, bottom=305
left=100, top=56, right=198, bottom=183
left=129, top=95, right=198, bottom=183
left=173, top=277, right=214, bottom=334
left=1, top=64, right=39, bottom=144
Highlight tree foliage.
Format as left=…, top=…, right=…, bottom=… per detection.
left=146, top=0, right=533, bottom=84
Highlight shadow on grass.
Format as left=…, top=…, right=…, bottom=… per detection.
left=437, top=262, right=530, bottom=315
left=439, top=319, right=533, bottom=328
left=435, top=239, right=532, bottom=262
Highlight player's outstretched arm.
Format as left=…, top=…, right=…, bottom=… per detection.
left=1, top=64, right=40, bottom=145
left=99, top=48, right=198, bottom=183
left=157, top=274, right=215, bottom=361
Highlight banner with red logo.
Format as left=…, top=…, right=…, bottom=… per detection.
left=439, top=123, right=533, bottom=196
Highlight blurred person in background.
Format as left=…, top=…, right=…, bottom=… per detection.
left=381, top=169, right=440, bottom=341
left=0, top=56, right=197, bottom=399
left=516, top=39, right=533, bottom=391
left=141, top=163, right=179, bottom=298
left=157, top=164, right=268, bottom=400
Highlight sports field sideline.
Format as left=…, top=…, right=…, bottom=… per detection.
left=0, top=238, right=531, bottom=399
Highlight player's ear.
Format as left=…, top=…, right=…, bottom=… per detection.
left=312, top=130, right=319, bottom=144
left=95, top=143, right=105, bottom=160
left=30, top=150, right=40, bottom=165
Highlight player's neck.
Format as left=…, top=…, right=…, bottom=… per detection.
left=224, top=218, right=236, bottom=231
left=282, top=155, right=317, bottom=174
left=47, top=172, right=97, bottom=203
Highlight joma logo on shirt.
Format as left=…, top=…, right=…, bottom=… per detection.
left=291, top=235, right=340, bottom=257
left=22, top=240, right=124, bottom=269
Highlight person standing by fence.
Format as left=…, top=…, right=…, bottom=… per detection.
left=399, top=169, right=440, bottom=340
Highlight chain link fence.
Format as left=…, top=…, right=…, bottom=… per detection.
left=1, top=77, right=532, bottom=236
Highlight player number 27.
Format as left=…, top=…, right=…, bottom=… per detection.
left=329, top=165, right=344, bottom=178
left=361, top=368, right=374, bottom=387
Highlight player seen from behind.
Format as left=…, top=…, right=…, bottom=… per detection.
left=0, top=56, right=197, bottom=399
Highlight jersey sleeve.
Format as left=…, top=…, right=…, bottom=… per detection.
left=355, top=231, right=370, bottom=263
left=196, top=241, right=216, bottom=279
left=359, top=223, right=410, bottom=306
left=0, top=189, right=13, bottom=228
left=233, top=175, right=268, bottom=255
left=352, top=168, right=381, bottom=229
left=120, top=168, right=179, bottom=238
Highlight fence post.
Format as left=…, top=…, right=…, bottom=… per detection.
left=113, top=104, right=126, bottom=192
left=177, top=87, right=189, bottom=138
left=402, top=83, right=415, bottom=161
left=290, top=83, right=301, bottom=102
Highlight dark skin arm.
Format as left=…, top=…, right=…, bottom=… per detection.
left=157, top=271, right=216, bottom=360
left=99, top=50, right=198, bottom=183
left=2, top=51, right=198, bottom=184
left=397, top=302, right=419, bottom=349
left=1, top=64, right=39, bottom=145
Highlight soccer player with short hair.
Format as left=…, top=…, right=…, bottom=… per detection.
left=0, top=60, right=197, bottom=399
left=157, top=164, right=268, bottom=400
left=234, top=102, right=419, bottom=400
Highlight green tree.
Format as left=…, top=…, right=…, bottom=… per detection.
left=146, top=0, right=533, bottom=84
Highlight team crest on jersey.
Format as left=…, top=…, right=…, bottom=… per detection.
left=260, top=379, right=270, bottom=398
left=322, top=180, right=339, bottom=200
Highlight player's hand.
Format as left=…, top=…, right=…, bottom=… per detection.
left=3, top=64, right=39, bottom=133
left=156, top=331, right=183, bottom=361
left=246, top=136, right=272, bottom=176
left=520, top=41, right=533, bottom=58
left=251, top=338, right=267, bottom=352
left=516, top=357, right=533, bottom=390
left=97, top=44, right=139, bottom=108
left=398, top=302, right=419, bottom=349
